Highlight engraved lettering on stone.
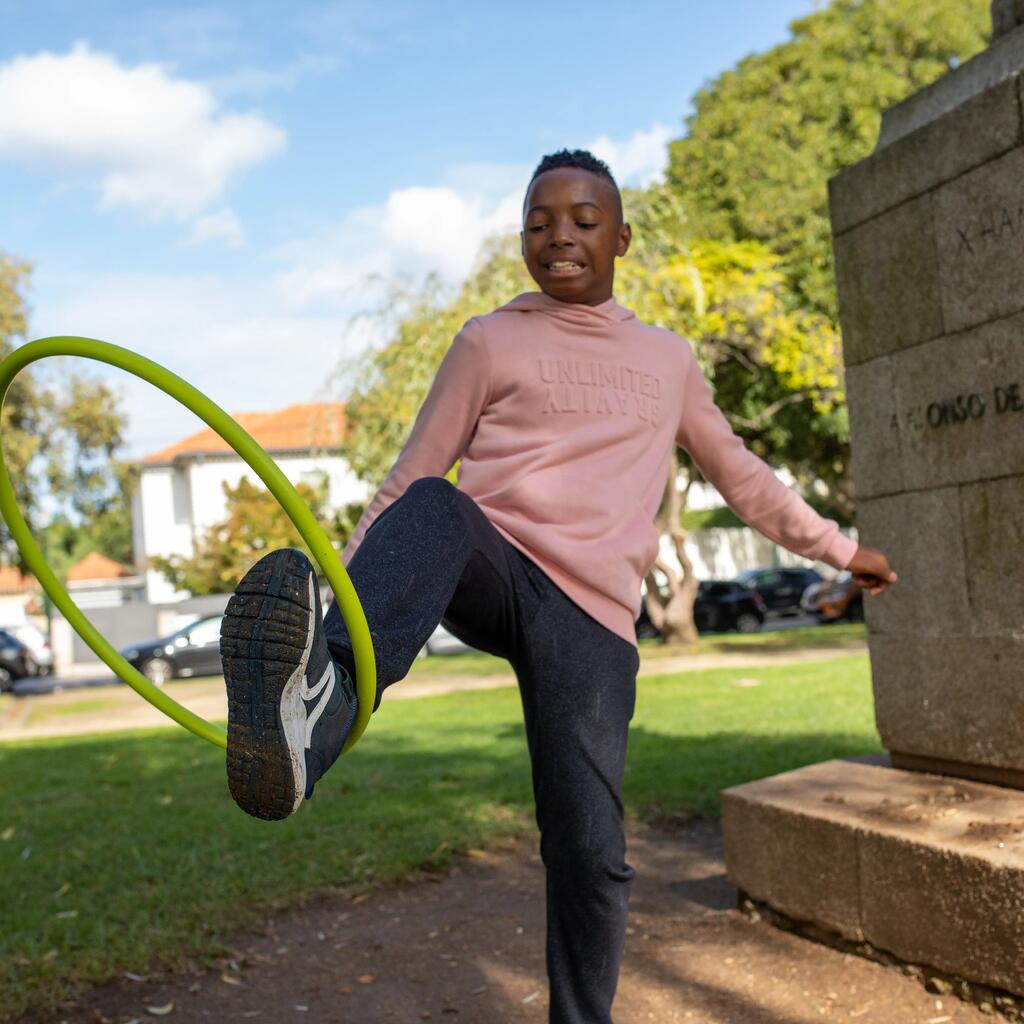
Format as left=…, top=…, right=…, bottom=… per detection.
left=954, top=203, right=1024, bottom=257
left=908, top=381, right=1024, bottom=429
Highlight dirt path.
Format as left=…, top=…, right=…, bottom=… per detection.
left=0, top=645, right=866, bottom=743
left=23, top=819, right=994, bottom=1024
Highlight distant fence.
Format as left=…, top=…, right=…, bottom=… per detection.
left=654, top=525, right=859, bottom=587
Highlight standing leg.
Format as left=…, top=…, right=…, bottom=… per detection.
left=511, top=582, right=640, bottom=1024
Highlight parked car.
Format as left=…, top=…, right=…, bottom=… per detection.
left=694, top=580, right=767, bottom=633
left=732, top=567, right=823, bottom=617
left=5, top=623, right=54, bottom=675
left=0, top=628, right=32, bottom=691
left=636, top=580, right=768, bottom=637
left=120, top=615, right=225, bottom=685
left=800, top=570, right=864, bottom=623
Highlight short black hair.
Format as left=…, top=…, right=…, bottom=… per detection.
left=524, top=148, right=623, bottom=221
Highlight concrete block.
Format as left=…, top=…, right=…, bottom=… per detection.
left=854, top=491, right=968, bottom=638
left=835, top=193, right=943, bottom=366
left=722, top=760, right=1024, bottom=994
left=870, top=632, right=1024, bottom=772
left=830, top=77, right=1022, bottom=235
left=721, top=793, right=862, bottom=939
left=860, top=828, right=1024, bottom=992
left=935, top=145, right=1024, bottom=334
left=960, top=475, right=1024, bottom=635
left=843, top=357, right=903, bottom=500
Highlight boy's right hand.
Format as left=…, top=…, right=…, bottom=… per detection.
left=846, top=545, right=898, bottom=596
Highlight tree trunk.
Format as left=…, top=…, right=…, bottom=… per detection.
left=643, top=448, right=701, bottom=646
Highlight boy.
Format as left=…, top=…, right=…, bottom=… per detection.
left=219, top=149, right=897, bottom=1024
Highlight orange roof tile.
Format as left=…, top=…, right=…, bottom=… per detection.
left=66, top=551, right=133, bottom=581
left=143, top=402, right=347, bottom=464
left=0, top=564, right=35, bottom=594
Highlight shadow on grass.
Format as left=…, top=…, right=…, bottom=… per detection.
left=0, top=719, right=881, bottom=1021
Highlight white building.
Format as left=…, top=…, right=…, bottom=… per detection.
left=133, top=402, right=370, bottom=603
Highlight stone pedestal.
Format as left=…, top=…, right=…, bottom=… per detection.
left=724, top=761, right=1024, bottom=995
left=722, top=10, right=1024, bottom=997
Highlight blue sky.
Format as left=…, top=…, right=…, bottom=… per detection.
left=1, top=0, right=817, bottom=457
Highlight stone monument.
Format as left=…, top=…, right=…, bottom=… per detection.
left=722, top=4, right=1024, bottom=998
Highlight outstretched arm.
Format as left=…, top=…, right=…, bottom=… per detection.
left=674, top=338, right=897, bottom=599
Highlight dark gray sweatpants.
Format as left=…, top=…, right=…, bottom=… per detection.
left=322, top=475, right=640, bottom=1024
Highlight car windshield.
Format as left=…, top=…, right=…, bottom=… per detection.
left=182, top=617, right=223, bottom=646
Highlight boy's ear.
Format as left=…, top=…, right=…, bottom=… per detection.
left=616, top=222, right=632, bottom=258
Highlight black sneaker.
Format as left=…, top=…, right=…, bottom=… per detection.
left=219, top=548, right=358, bottom=820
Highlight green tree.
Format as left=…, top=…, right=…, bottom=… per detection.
left=0, top=255, right=46, bottom=539
left=40, top=462, right=139, bottom=577
left=151, top=477, right=358, bottom=596
left=1, top=254, right=135, bottom=571
left=666, top=0, right=989, bottom=320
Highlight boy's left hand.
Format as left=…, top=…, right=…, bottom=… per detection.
left=846, top=545, right=898, bottom=596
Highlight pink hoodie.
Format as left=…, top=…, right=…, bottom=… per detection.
left=342, top=291, right=858, bottom=648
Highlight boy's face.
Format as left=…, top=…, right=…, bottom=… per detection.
left=520, top=167, right=631, bottom=306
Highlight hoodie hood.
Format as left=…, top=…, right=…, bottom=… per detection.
left=497, top=291, right=636, bottom=327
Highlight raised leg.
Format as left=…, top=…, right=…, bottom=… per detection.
left=324, top=475, right=532, bottom=706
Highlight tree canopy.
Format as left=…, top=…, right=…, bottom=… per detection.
left=666, top=0, right=989, bottom=320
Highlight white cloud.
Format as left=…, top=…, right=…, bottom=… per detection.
left=586, top=123, right=674, bottom=187
left=0, top=42, right=286, bottom=220
left=186, top=209, right=246, bottom=248
left=272, top=167, right=531, bottom=311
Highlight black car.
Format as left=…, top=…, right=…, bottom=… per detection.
left=0, top=628, right=31, bottom=691
left=636, top=580, right=767, bottom=638
left=732, top=567, right=823, bottom=617
left=120, top=615, right=225, bottom=685
left=694, top=580, right=767, bottom=633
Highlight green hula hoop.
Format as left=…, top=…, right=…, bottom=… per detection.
left=0, top=337, right=375, bottom=753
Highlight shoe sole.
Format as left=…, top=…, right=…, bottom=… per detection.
left=220, top=550, right=318, bottom=821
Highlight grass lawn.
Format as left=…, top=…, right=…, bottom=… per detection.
left=0, top=648, right=878, bottom=1020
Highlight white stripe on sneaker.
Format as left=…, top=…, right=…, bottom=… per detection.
left=301, top=661, right=334, bottom=702
left=279, top=572, right=320, bottom=814
left=304, top=662, right=336, bottom=749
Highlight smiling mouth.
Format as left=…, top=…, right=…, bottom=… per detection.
left=544, top=260, right=585, bottom=274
